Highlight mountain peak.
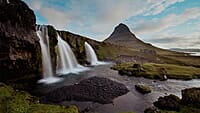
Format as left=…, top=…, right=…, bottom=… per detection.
left=104, top=23, right=147, bottom=48
left=113, top=23, right=131, bottom=34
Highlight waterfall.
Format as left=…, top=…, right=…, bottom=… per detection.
left=6, top=0, right=10, bottom=4
left=85, top=42, right=106, bottom=65
left=36, top=26, right=61, bottom=84
left=56, top=33, right=88, bottom=75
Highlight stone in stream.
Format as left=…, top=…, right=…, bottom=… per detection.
left=153, top=94, right=181, bottom=111
left=181, top=87, right=200, bottom=108
left=40, top=77, right=129, bottom=104
left=135, top=83, right=152, bottom=94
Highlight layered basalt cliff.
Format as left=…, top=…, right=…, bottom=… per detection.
left=0, top=0, right=41, bottom=81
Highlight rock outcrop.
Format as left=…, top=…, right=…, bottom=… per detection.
left=0, top=0, right=41, bottom=81
left=153, top=94, right=181, bottom=111
left=151, top=88, right=200, bottom=112
left=181, top=87, right=200, bottom=108
left=40, top=77, right=129, bottom=104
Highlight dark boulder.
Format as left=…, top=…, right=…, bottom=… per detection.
left=0, top=0, right=41, bottom=83
left=40, top=77, right=129, bottom=104
left=153, top=94, right=181, bottom=111
left=181, top=87, right=200, bottom=108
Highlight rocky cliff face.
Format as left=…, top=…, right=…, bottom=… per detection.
left=0, top=0, right=41, bottom=81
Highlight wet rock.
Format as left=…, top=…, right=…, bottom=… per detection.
left=47, top=25, right=58, bottom=72
left=0, top=0, right=41, bottom=81
left=135, top=83, right=152, bottom=94
left=153, top=94, right=181, bottom=111
left=40, top=77, right=129, bottom=104
left=118, top=70, right=133, bottom=76
left=181, top=87, right=200, bottom=108
left=144, top=107, right=161, bottom=113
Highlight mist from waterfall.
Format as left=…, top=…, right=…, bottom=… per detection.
left=56, top=33, right=88, bottom=75
left=36, top=26, right=61, bottom=84
left=85, top=42, right=107, bottom=65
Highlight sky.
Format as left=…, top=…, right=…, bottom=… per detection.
left=23, top=0, right=200, bottom=49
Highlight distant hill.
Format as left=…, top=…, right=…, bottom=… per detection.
left=170, top=48, right=200, bottom=52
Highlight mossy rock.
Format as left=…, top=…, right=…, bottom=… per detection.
left=0, top=83, right=79, bottom=113
left=135, top=83, right=152, bottom=94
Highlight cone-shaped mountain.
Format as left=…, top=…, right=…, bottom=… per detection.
left=104, top=23, right=154, bottom=49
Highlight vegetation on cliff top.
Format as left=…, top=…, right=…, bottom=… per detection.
left=112, top=63, right=200, bottom=80
left=0, top=83, right=79, bottom=113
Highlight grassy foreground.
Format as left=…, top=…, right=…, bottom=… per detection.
left=0, top=83, right=79, bottom=113
left=112, top=63, right=200, bottom=80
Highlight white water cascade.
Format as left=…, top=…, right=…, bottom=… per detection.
left=56, top=33, right=88, bottom=75
left=6, top=0, right=10, bottom=4
left=36, top=26, right=62, bottom=84
left=85, top=42, right=106, bottom=65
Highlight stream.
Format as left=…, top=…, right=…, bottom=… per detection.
left=34, top=64, right=200, bottom=113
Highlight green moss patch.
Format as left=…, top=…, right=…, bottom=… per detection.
left=112, top=63, right=200, bottom=80
left=0, top=83, right=79, bottom=113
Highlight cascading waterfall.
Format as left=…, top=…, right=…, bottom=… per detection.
left=36, top=26, right=61, bottom=84
left=56, top=33, right=88, bottom=75
left=6, top=0, right=10, bottom=4
left=85, top=42, right=106, bottom=65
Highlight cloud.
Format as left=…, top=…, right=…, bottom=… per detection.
left=144, top=0, right=184, bottom=15
left=24, top=0, right=200, bottom=49
left=23, top=0, right=185, bottom=40
left=147, top=32, right=200, bottom=49
left=133, top=7, right=200, bottom=34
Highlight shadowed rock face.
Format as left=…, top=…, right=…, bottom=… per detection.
left=0, top=0, right=41, bottom=80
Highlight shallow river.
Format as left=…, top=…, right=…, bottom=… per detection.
left=34, top=64, right=200, bottom=113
